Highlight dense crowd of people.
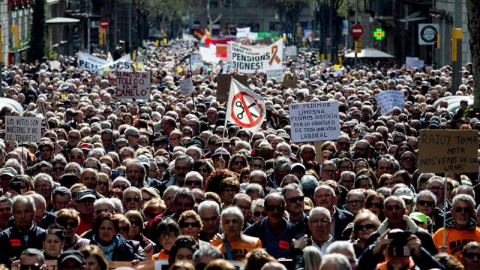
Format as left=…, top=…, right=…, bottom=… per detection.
left=0, top=38, right=478, bottom=270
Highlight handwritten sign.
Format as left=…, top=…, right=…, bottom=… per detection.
left=115, top=71, right=151, bottom=99
left=289, top=101, right=340, bottom=143
left=417, top=130, right=478, bottom=173
left=374, top=90, right=405, bottom=115
left=180, top=77, right=194, bottom=96
left=266, top=69, right=284, bottom=82
left=5, top=116, right=42, bottom=142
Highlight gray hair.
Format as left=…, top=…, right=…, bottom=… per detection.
left=452, top=194, right=475, bottom=209
left=314, top=185, right=335, bottom=199
left=110, top=198, right=124, bottom=213
left=20, top=248, right=45, bottom=264
left=261, top=262, right=287, bottom=270
left=93, top=198, right=115, bottom=211
left=346, top=189, right=365, bottom=201
left=198, top=200, right=220, bottom=216
left=281, top=183, right=303, bottom=197
left=274, top=156, right=292, bottom=170
left=124, top=127, right=139, bottom=137
left=320, top=254, right=352, bottom=270
left=416, top=190, right=437, bottom=205
left=326, top=241, right=355, bottom=256
left=309, top=206, right=331, bottom=221
left=251, top=198, right=265, bottom=212
left=276, top=142, right=292, bottom=155
left=13, top=195, right=35, bottom=212
left=185, top=171, right=203, bottom=184
left=385, top=195, right=406, bottom=209
left=221, top=206, right=244, bottom=227
left=245, top=183, right=265, bottom=197
left=175, top=154, right=194, bottom=168
left=303, top=246, right=323, bottom=270
left=33, top=173, right=53, bottom=186
left=340, top=171, right=355, bottom=179
left=193, top=246, right=223, bottom=265
left=250, top=170, right=267, bottom=180
left=123, top=187, right=142, bottom=199
left=88, top=148, right=106, bottom=157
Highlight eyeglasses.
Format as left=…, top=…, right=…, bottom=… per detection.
left=253, top=211, right=267, bottom=217
left=160, top=232, right=178, bottom=239
left=180, top=221, right=201, bottom=228
left=233, top=160, right=247, bottom=166
left=96, top=209, right=114, bottom=215
left=20, top=264, right=42, bottom=270
left=286, top=196, right=305, bottom=203
left=69, top=136, right=80, bottom=140
left=97, top=181, right=109, bottom=187
left=251, top=164, right=265, bottom=169
left=338, top=141, right=350, bottom=146
left=113, top=185, right=128, bottom=190
left=322, top=169, right=337, bottom=173
left=417, top=200, right=435, bottom=207
left=402, top=199, right=413, bottom=205
left=185, top=180, right=202, bottom=186
left=454, top=206, right=473, bottom=213
left=265, top=205, right=285, bottom=212
left=347, top=200, right=364, bottom=205
left=310, top=218, right=330, bottom=224
left=53, top=166, right=65, bottom=171
left=463, top=252, right=480, bottom=259
left=36, top=184, right=52, bottom=190
left=366, top=202, right=383, bottom=209
left=125, top=197, right=140, bottom=203
left=357, top=224, right=376, bottom=230
left=60, top=221, right=78, bottom=228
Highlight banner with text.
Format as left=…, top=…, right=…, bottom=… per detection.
left=374, top=90, right=405, bottom=116
left=417, top=130, right=478, bottom=173
left=289, top=101, right=340, bottom=143
left=115, top=71, right=151, bottom=99
left=5, top=116, right=42, bottom=142
left=231, top=39, right=283, bottom=73
left=78, top=52, right=132, bottom=72
left=266, top=69, right=284, bottom=82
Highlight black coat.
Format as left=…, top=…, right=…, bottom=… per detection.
left=0, top=224, right=46, bottom=267
left=334, top=206, right=355, bottom=240
left=90, top=235, right=145, bottom=261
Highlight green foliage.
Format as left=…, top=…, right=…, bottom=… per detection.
left=27, top=0, right=47, bottom=62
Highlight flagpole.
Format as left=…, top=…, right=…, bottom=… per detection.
left=443, top=175, right=447, bottom=248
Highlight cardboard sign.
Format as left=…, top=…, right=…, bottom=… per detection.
left=231, top=39, right=283, bottom=72
left=266, top=69, right=284, bottom=82
left=374, top=90, right=405, bottom=115
left=289, top=101, right=340, bottom=143
left=417, top=130, right=478, bottom=173
left=5, top=116, right=42, bottom=142
left=217, top=74, right=248, bottom=103
left=180, top=77, right=194, bottom=95
left=115, top=71, right=151, bottom=99
left=282, top=74, right=298, bottom=88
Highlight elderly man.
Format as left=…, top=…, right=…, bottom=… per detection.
left=126, top=160, right=147, bottom=188
left=244, top=192, right=298, bottom=259
left=0, top=197, right=13, bottom=232
left=198, top=200, right=221, bottom=243
left=33, top=173, right=55, bottom=209
left=267, top=157, right=291, bottom=189
left=427, top=176, right=448, bottom=211
left=52, top=186, right=72, bottom=212
left=75, top=189, right=97, bottom=235
left=124, top=127, right=142, bottom=151
left=123, top=187, right=144, bottom=212
left=314, top=185, right=353, bottom=240
left=162, top=187, right=195, bottom=222
left=0, top=196, right=46, bottom=267
left=159, top=155, right=194, bottom=194
left=308, top=207, right=334, bottom=253
left=282, top=183, right=309, bottom=235
left=79, top=168, right=98, bottom=191
left=183, top=171, right=204, bottom=190
left=462, top=241, right=480, bottom=270
left=433, top=194, right=480, bottom=258
left=13, top=248, right=46, bottom=270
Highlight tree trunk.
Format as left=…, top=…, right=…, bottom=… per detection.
left=467, top=0, right=480, bottom=109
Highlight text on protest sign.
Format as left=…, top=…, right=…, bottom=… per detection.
left=5, top=116, right=42, bottom=142
left=374, top=90, right=405, bottom=116
left=115, top=71, right=151, bottom=99
left=231, top=39, right=283, bottom=73
left=289, top=101, right=340, bottom=143
left=78, top=52, right=132, bottom=73
left=266, top=69, right=284, bottom=82
left=417, top=130, right=478, bottom=173
left=180, top=77, right=194, bottom=96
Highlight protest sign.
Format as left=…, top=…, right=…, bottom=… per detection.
left=217, top=74, right=248, bottom=103
left=199, top=45, right=221, bottom=64
left=190, top=54, right=203, bottom=68
left=282, top=74, right=298, bottom=88
left=115, top=71, right=151, bottom=99
left=417, top=130, right=478, bottom=173
left=216, top=44, right=229, bottom=58
left=5, top=116, right=42, bottom=142
left=374, top=90, right=405, bottom=115
left=289, top=101, right=340, bottom=143
left=231, top=39, right=283, bottom=73
left=266, top=69, right=284, bottom=82
left=286, top=46, right=298, bottom=57
left=236, top=27, right=251, bottom=38
left=50, top=60, right=61, bottom=70
left=180, top=77, right=194, bottom=96
left=78, top=52, right=131, bottom=72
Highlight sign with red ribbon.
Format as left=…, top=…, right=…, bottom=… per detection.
left=231, top=39, right=283, bottom=73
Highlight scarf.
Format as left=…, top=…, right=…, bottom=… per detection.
left=93, top=235, right=118, bottom=261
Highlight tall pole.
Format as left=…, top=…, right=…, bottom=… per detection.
left=452, top=0, right=462, bottom=93
left=128, top=0, right=132, bottom=50
left=329, top=0, right=334, bottom=63
left=354, top=0, right=358, bottom=69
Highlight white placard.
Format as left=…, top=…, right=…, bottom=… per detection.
left=199, top=45, right=221, bottom=64
left=231, top=39, right=283, bottom=73
left=50, top=61, right=61, bottom=70
left=180, top=77, right=194, bottom=96
left=236, top=27, right=251, bottom=38
left=190, top=54, right=203, bottom=68
left=115, top=71, right=151, bottom=99
left=286, top=46, right=298, bottom=56
left=78, top=51, right=132, bottom=72
left=5, top=116, right=42, bottom=142
left=289, top=101, right=340, bottom=143
left=374, top=90, right=405, bottom=116
left=266, top=69, right=284, bottom=82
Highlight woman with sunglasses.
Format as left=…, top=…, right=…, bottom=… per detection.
left=178, top=210, right=209, bottom=248
left=228, top=154, right=249, bottom=174
left=251, top=199, right=266, bottom=223
left=55, top=209, right=90, bottom=251
left=124, top=210, right=157, bottom=252
left=349, top=210, right=380, bottom=258
left=211, top=207, right=262, bottom=261
left=364, top=193, right=385, bottom=221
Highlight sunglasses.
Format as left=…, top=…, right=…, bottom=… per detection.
left=454, top=206, right=473, bottom=213
left=265, top=205, right=285, bottom=212
left=463, top=252, right=480, bottom=259
left=286, top=196, right=305, bottom=203
left=113, top=185, right=128, bottom=190
left=417, top=200, right=434, bottom=207
left=366, top=202, right=383, bottom=209
left=338, top=141, right=350, bottom=146
left=357, top=224, right=376, bottom=231
left=125, top=197, right=140, bottom=203
left=53, top=166, right=65, bottom=171
left=20, top=264, right=42, bottom=270
left=233, top=160, right=247, bottom=166
left=253, top=211, right=267, bottom=217
left=97, top=181, right=109, bottom=187
left=60, top=221, right=78, bottom=228
left=180, top=221, right=201, bottom=228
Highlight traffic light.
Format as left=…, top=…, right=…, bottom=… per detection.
left=434, top=34, right=440, bottom=49
left=99, top=27, right=105, bottom=46
left=452, top=28, right=462, bottom=62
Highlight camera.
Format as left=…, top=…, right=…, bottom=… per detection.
left=388, top=229, right=412, bottom=257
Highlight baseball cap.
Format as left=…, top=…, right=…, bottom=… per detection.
left=394, top=187, right=414, bottom=201
left=0, top=167, right=18, bottom=177
left=75, top=189, right=96, bottom=202
left=58, top=250, right=84, bottom=267
left=409, top=212, right=428, bottom=225
left=137, top=155, right=151, bottom=168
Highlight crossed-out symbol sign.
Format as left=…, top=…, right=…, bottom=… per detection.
left=231, top=92, right=264, bottom=128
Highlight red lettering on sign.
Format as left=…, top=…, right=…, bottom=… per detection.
left=279, top=240, right=289, bottom=249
